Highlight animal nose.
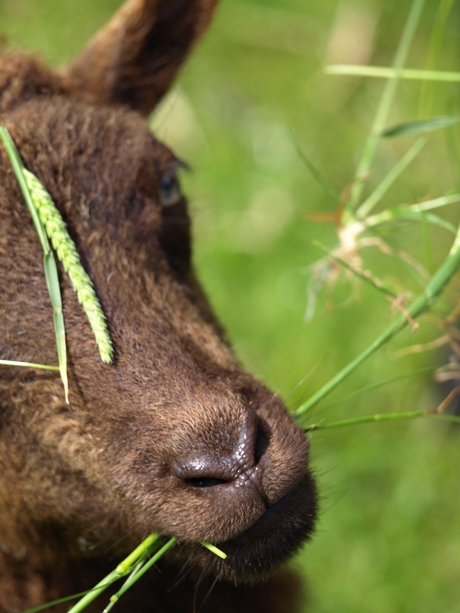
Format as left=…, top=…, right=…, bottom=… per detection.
left=174, top=409, right=259, bottom=488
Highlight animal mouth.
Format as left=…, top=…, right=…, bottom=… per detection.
left=181, top=470, right=318, bottom=581
left=225, top=471, right=317, bottom=544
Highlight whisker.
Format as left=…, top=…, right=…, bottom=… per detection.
left=197, top=574, right=220, bottom=613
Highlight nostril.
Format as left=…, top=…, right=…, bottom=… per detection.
left=174, top=457, right=232, bottom=486
left=174, top=409, right=261, bottom=487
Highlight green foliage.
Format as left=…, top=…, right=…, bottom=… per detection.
left=382, top=115, right=460, bottom=137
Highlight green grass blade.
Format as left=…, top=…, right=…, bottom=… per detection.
left=419, top=0, right=455, bottom=117
left=306, top=410, right=460, bottom=431
left=449, top=217, right=460, bottom=255
left=288, top=134, right=341, bottom=202
left=412, top=192, right=460, bottom=211
left=325, top=65, right=460, bottom=83
left=317, top=365, right=439, bottom=413
left=22, top=536, right=227, bottom=613
left=107, top=538, right=177, bottom=607
left=420, top=211, right=433, bottom=273
left=0, top=125, right=68, bottom=402
left=367, top=192, right=460, bottom=218
left=381, top=116, right=460, bottom=138
left=23, top=169, right=113, bottom=364
left=22, top=535, right=162, bottom=613
left=0, top=360, right=59, bottom=371
left=43, top=249, right=68, bottom=403
left=21, top=591, right=98, bottom=613
left=115, top=534, right=160, bottom=574
left=65, top=538, right=176, bottom=613
left=103, top=558, right=149, bottom=613
left=0, top=126, right=49, bottom=251
left=313, top=241, right=399, bottom=299
left=65, top=537, right=163, bottom=613
left=293, top=223, right=460, bottom=420
left=357, top=138, right=426, bottom=218
left=66, top=569, right=123, bottom=613
left=348, top=0, right=427, bottom=209
left=366, top=206, right=456, bottom=233
left=445, top=102, right=460, bottom=185
left=398, top=249, right=430, bottom=289
left=201, top=542, right=228, bottom=559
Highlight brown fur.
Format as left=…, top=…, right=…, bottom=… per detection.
left=0, top=1, right=318, bottom=611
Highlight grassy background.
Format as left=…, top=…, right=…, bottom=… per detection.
left=2, top=0, right=460, bottom=611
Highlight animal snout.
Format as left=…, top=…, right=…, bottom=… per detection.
left=173, top=409, right=262, bottom=490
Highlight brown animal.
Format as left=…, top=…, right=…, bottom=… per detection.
left=0, top=1, right=318, bottom=612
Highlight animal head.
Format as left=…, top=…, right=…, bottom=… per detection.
left=0, top=0, right=317, bottom=583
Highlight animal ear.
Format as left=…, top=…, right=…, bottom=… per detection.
left=66, top=0, right=218, bottom=115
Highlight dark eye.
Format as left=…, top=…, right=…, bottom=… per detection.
left=158, top=165, right=191, bottom=278
left=160, top=167, right=182, bottom=206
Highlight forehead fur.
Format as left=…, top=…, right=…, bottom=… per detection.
left=0, top=54, right=64, bottom=113
left=5, top=95, right=172, bottom=223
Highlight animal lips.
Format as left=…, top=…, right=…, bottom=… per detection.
left=179, top=471, right=317, bottom=581
left=222, top=473, right=317, bottom=577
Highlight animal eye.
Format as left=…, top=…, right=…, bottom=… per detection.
left=160, top=167, right=182, bottom=206
left=158, top=165, right=191, bottom=277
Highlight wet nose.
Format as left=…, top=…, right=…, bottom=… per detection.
left=174, top=409, right=259, bottom=488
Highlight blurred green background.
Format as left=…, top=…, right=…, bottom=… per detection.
left=2, top=0, right=460, bottom=611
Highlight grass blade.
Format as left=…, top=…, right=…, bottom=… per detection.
left=103, top=539, right=227, bottom=613
left=420, top=210, right=433, bottom=273
left=348, top=0, right=427, bottom=209
left=115, top=534, right=160, bottom=574
left=43, top=250, right=68, bottom=403
left=325, top=65, right=460, bottom=83
left=0, top=125, right=114, bottom=404
left=201, top=542, right=228, bottom=559
left=449, top=217, right=460, bottom=255
left=366, top=206, right=456, bottom=234
left=367, top=192, right=460, bottom=218
left=0, top=360, right=59, bottom=371
left=293, top=223, right=460, bottom=420
left=317, top=365, right=439, bottom=413
left=288, top=134, right=341, bottom=202
left=103, top=558, right=149, bottom=613
left=65, top=569, right=123, bottom=613
left=313, top=241, right=399, bottom=299
left=357, top=137, right=426, bottom=218
left=382, top=116, right=460, bottom=138
left=65, top=535, right=165, bottom=613
left=23, top=169, right=113, bottom=364
left=305, top=410, right=460, bottom=431
left=0, top=126, right=68, bottom=401
left=105, top=538, right=177, bottom=608
left=0, top=126, right=49, bottom=250
left=21, top=591, right=98, bottom=613
left=419, top=0, right=456, bottom=117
